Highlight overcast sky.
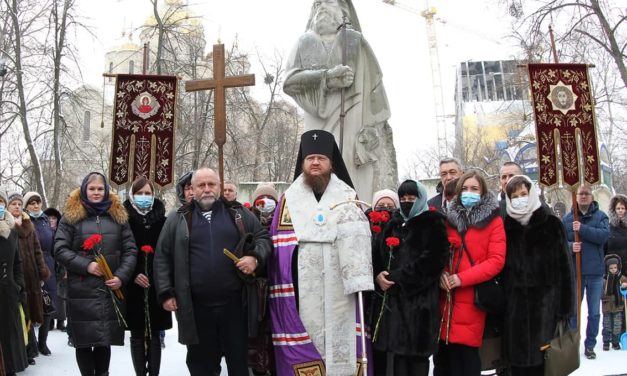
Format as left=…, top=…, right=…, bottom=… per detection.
left=75, top=0, right=519, bottom=175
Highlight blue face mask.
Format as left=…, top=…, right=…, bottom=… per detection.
left=461, top=192, right=481, bottom=208
left=0, top=205, right=5, bottom=219
left=29, top=210, right=43, bottom=218
left=134, top=195, right=154, bottom=210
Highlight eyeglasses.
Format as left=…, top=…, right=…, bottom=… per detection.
left=375, top=205, right=395, bottom=210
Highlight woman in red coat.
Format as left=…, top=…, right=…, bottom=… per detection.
left=433, top=171, right=506, bottom=376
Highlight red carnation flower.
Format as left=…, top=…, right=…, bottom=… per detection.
left=371, top=225, right=382, bottom=234
left=379, top=211, right=391, bottom=222
left=385, top=236, right=400, bottom=248
left=140, top=245, right=154, bottom=254
left=83, top=234, right=103, bottom=250
left=243, top=202, right=252, bottom=209
left=429, top=205, right=437, bottom=212
left=368, top=211, right=382, bottom=223
left=254, top=199, right=265, bottom=208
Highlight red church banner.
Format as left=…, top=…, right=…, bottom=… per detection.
left=528, top=63, right=601, bottom=188
left=109, top=74, right=178, bottom=188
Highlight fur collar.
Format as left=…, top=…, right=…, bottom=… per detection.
left=63, top=188, right=128, bottom=225
left=0, top=212, right=15, bottom=239
left=14, top=212, right=34, bottom=238
left=505, top=206, right=549, bottom=230
left=447, top=193, right=499, bottom=234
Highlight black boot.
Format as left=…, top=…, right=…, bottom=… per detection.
left=27, top=326, right=39, bottom=362
left=147, top=332, right=162, bottom=376
left=130, top=337, right=147, bottom=376
left=38, top=316, right=52, bottom=356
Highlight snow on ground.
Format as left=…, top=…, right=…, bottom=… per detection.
left=19, top=300, right=627, bottom=375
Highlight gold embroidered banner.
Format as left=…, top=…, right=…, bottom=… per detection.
left=109, top=74, right=177, bottom=188
left=528, top=63, right=600, bottom=188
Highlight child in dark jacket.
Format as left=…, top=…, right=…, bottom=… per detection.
left=602, top=254, right=627, bottom=351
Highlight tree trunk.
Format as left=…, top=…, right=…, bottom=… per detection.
left=8, top=0, right=47, bottom=205
left=50, top=0, right=71, bottom=208
left=589, top=0, right=627, bottom=90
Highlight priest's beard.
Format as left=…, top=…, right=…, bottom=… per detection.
left=304, top=171, right=331, bottom=195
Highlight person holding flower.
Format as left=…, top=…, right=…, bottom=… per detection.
left=370, top=180, right=449, bottom=376
left=123, top=177, right=171, bottom=376
left=434, top=171, right=506, bottom=376
left=54, top=172, right=137, bottom=376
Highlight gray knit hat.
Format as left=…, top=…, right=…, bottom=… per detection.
left=7, top=192, right=23, bottom=205
left=0, top=189, right=7, bottom=205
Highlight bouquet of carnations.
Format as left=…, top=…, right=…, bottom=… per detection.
left=83, top=234, right=127, bottom=327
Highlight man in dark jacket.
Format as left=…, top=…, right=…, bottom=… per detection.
left=498, top=162, right=523, bottom=218
left=154, top=167, right=271, bottom=376
left=427, top=158, right=463, bottom=213
left=562, top=184, right=609, bottom=360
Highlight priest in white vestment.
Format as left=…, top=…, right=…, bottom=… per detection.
left=269, top=129, right=373, bottom=376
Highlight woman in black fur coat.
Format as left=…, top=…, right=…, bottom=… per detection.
left=371, top=180, right=449, bottom=376
left=606, top=194, right=627, bottom=275
left=502, top=176, right=573, bottom=376
left=123, top=177, right=172, bottom=376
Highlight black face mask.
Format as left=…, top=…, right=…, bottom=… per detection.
left=400, top=202, right=414, bottom=218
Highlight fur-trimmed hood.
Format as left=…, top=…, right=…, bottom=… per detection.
left=447, top=193, right=500, bottom=234
left=63, top=188, right=128, bottom=225
left=608, top=194, right=627, bottom=228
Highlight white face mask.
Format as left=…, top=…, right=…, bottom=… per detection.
left=511, top=196, right=529, bottom=210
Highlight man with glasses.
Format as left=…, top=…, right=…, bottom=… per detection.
left=562, top=184, right=609, bottom=360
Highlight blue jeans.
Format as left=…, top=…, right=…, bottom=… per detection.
left=569, top=275, right=603, bottom=349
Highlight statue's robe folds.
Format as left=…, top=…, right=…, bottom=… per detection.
left=269, top=174, right=374, bottom=376
left=284, top=29, right=398, bottom=200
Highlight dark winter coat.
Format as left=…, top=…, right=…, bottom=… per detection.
left=440, top=194, right=506, bottom=347
left=31, top=214, right=58, bottom=312
left=154, top=198, right=271, bottom=345
left=602, top=254, right=627, bottom=314
left=15, top=213, right=50, bottom=324
left=503, top=206, right=573, bottom=367
left=371, top=209, right=449, bottom=356
left=605, top=197, right=627, bottom=275
left=0, top=225, right=28, bottom=373
left=427, top=191, right=445, bottom=214
left=562, top=201, right=609, bottom=276
left=54, top=189, right=137, bottom=348
left=123, top=199, right=172, bottom=332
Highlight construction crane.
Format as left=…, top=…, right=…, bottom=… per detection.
left=383, top=0, right=449, bottom=158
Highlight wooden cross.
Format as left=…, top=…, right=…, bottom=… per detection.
left=185, top=43, right=255, bottom=192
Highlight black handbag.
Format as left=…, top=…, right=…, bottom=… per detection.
left=543, top=320, right=580, bottom=376
left=42, top=288, right=56, bottom=316
left=461, top=235, right=505, bottom=315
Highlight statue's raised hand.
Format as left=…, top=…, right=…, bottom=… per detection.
left=326, top=65, right=354, bottom=89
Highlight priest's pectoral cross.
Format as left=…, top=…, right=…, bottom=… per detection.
left=185, top=43, right=255, bottom=191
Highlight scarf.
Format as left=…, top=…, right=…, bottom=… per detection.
left=0, top=211, right=15, bottom=239
left=505, top=175, right=541, bottom=226
left=79, top=172, right=112, bottom=216
left=399, top=180, right=429, bottom=222
left=606, top=272, right=622, bottom=306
